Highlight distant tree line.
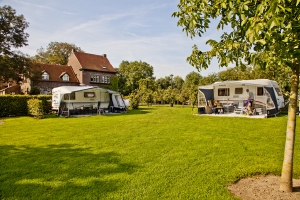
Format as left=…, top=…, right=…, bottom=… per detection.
left=116, top=61, right=292, bottom=108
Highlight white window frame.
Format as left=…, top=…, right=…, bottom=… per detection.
left=62, top=74, right=69, bottom=81
left=91, top=75, right=100, bottom=83
left=102, top=76, right=110, bottom=84
left=42, top=72, right=49, bottom=80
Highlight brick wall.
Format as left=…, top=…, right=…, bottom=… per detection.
left=82, top=70, right=116, bottom=86
left=20, top=79, right=79, bottom=94
left=38, top=81, right=79, bottom=94
left=67, top=53, right=82, bottom=83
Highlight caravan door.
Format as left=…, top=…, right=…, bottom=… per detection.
left=52, top=88, right=61, bottom=111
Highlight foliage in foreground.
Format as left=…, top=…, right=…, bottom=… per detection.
left=0, top=107, right=299, bottom=199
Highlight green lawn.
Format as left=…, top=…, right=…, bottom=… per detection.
left=0, top=106, right=299, bottom=199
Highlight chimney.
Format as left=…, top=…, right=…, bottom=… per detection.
left=102, top=54, right=107, bottom=58
left=72, top=49, right=77, bottom=53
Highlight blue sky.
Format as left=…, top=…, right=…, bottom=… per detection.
left=2, top=0, right=227, bottom=79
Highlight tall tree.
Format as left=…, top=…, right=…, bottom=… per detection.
left=32, top=42, right=83, bottom=65
left=182, top=71, right=202, bottom=107
left=199, top=72, right=218, bottom=86
left=156, top=76, right=173, bottom=89
left=117, top=60, right=154, bottom=96
left=0, top=5, right=30, bottom=82
left=173, top=0, right=299, bottom=192
left=173, top=76, right=185, bottom=90
left=0, top=51, right=30, bottom=82
left=138, top=78, right=155, bottom=106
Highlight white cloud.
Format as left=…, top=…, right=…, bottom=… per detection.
left=12, top=0, right=77, bottom=15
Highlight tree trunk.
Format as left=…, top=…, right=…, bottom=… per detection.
left=280, top=65, right=299, bottom=192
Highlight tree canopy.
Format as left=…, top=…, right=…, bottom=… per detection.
left=0, top=5, right=29, bottom=55
left=0, top=5, right=30, bottom=82
left=31, top=42, right=83, bottom=65
left=117, top=60, right=155, bottom=95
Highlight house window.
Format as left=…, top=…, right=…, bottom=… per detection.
left=63, top=92, right=75, bottom=100
left=84, top=92, right=95, bottom=98
left=91, top=75, right=100, bottom=83
left=62, top=74, right=69, bottom=81
left=102, top=76, right=110, bottom=84
left=257, top=87, right=264, bottom=96
left=102, top=65, right=107, bottom=69
left=218, top=88, right=230, bottom=96
left=42, top=72, right=49, bottom=80
left=235, top=88, right=243, bottom=94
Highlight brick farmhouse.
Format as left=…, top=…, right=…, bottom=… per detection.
left=0, top=50, right=117, bottom=94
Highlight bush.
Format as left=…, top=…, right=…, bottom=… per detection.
left=27, top=99, right=44, bottom=119
left=29, top=87, right=40, bottom=95
left=127, top=92, right=139, bottom=110
left=36, top=95, right=52, bottom=114
left=0, top=95, right=51, bottom=118
left=0, top=95, right=28, bottom=117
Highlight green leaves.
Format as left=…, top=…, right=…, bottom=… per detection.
left=174, top=0, right=300, bottom=74
left=31, top=42, right=83, bottom=65
left=117, top=60, right=155, bottom=96
left=267, top=17, right=280, bottom=30
left=0, top=5, right=30, bottom=82
left=0, top=5, right=29, bottom=55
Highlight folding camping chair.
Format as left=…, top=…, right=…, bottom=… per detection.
left=206, top=100, right=215, bottom=114
left=234, top=101, right=247, bottom=114
left=59, top=102, right=69, bottom=117
left=97, top=102, right=110, bottom=115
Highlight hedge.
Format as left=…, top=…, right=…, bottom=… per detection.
left=27, top=99, right=44, bottom=119
left=0, top=95, right=52, bottom=118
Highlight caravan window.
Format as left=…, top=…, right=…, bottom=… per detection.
left=84, top=92, right=95, bottom=98
left=63, top=93, right=75, bottom=100
left=275, top=88, right=283, bottom=96
left=218, top=88, right=230, bottom=96
left=257, top=87, right=264, bottom=96
left=235, top=88, right=243, bottom=94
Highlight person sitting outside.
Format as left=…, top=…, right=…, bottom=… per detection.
left=246, top=89, right=254, bottom=115
left=214, top=100, right=223, bottom=114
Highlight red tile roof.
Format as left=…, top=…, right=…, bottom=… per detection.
left=34, top=63, right=79, bottom=83
left=73, top=52, right=116, bottom=73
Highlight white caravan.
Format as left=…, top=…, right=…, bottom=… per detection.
left=198, top=79, right=284, bottom=117
left=52, top=86, right=126, bottom=116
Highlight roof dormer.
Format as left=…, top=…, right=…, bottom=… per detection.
left=60, top=72, right=70, bottom=81
left=42, top=71, right=49, bottom=80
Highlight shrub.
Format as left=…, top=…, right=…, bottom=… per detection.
left=29, top=87, right=40, bottom=95
left=0, top=95, right=28, bottom=117
left=36, top=95, right=52, bottom=114
left=127, top=92, right=139, bottom=110
left=0, top=95, right=51, bottom=117
left=27, top=99, right=44, bottom=119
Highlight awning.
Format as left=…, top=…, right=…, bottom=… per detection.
left=56, top=86, right=121, bottom=95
